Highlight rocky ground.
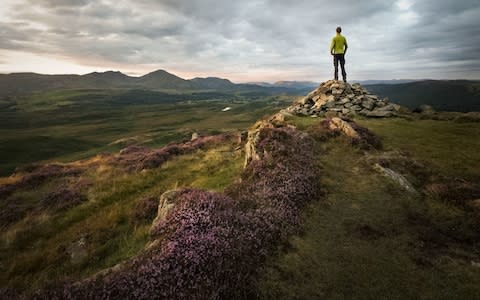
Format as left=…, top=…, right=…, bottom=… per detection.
left=286, top=80, right=405, bottom=118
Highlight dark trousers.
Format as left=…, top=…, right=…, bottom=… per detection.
left=333, top=54, right=346, bottom=81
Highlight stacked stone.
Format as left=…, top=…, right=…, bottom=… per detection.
left=286, top=80, right=401, bottom=118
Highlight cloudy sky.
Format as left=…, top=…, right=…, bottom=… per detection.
left=0, top=0, right=479, bottom=82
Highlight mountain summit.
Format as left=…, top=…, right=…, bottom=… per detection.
left=286, top=80, right=404, bottom=118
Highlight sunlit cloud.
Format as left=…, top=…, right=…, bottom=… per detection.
left=0, top=0, right=479, bottom=81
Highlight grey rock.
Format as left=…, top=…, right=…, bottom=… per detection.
left=366, top=110, right=395, bottom=117
left=300, top=97, right=314, bottom=106
left=374, top=163, right=416, bottom=193
left=344, top=102, right=354, bottom=108
left=332, top=88, right=342, bottom=95
left=328, top=108, right=343, bottom=112
left=375, top=104, right=397, bottom=112
left=351, top=105, right=363, bottom=111
left=353, top=96, right=363, bottom=104
left=361, top=98, right=375, bottom=110
left=376, top=100, right=387, bottom=107
left=191, top=132, right=199, bottom=141
left=325, top=101, right=336, bottom=109
left=359, top=109, right=370, bottom=116
left=154, top=190, right=181, bottom=222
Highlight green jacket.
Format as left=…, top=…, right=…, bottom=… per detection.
left=330, top=34, right=348, bottom=54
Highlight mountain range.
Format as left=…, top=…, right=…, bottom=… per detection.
left=1, top=69, right=479, bottom=111
left=367, top=80, right=480, bottom=112
left=0, top=70, right=297, bottom=96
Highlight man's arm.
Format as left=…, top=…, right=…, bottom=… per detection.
left=344, top=39, right=348, bottom=55
left=330, top=38, right=335, bottom=55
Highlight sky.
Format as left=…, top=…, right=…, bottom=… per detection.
left=0, top=0, right=479, bottom=82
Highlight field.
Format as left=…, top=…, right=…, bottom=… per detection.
left=258, top=115, right=480, bottom=299
left=0, top=89, right=294, bottom=176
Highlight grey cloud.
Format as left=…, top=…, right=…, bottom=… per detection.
left=1, top=0, right=479, bottom=80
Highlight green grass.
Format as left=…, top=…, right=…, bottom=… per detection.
left=0, top=144, right=243, bottom=291
left=356, top=117, right=480, bottom=180
left=258, top=117, right=480, bottom=299
left=0, top=89, right=292, bottom=176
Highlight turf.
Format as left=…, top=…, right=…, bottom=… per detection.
left=257, top=116, right=480, bottom=299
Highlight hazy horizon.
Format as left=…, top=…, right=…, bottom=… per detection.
left=2, top=68, right=478, bottom=85
left=1, top=0, right=479, bottom=82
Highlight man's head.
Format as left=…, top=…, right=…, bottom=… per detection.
left=336, top=26, right=342, bottom=33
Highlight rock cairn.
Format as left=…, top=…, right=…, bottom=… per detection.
left=286, top=80, right=402, bottom=118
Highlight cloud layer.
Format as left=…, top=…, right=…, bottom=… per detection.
left=0, top=0, right=479, bottom=81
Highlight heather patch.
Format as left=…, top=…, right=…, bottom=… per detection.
left=112, top=133, right=236, bottom=172
left=40, top=185, right=88, bottom=212
left=34, top=126, right=321, bottom=299
left=133, top=196, right=160, bottom=225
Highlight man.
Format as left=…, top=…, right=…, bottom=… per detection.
left=330, top=26, right=348, bottom=82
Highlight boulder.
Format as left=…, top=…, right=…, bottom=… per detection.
left=375, top=103, right=401, bottom=112
left=374, top=163, right=416, bottom=193
left=366, top=110, right=395, bottom=118
left=361, top=98, right=375, bottom=110
left=151, top=190, right=182, bottom=226
left=326, top=117, right=360, bottom=139
left=191, top=132, right=199, bottom=141
left=351, top=105, right=363, bottom=111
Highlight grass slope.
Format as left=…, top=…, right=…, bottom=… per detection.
left=0, top=143, right=243, bottom=291
left=258, top=116, right=480, bottom=299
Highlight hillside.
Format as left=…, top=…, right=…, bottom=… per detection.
left=0, top=89, right=293, bottom=176
left=1, top=81, right=480, bottom=298
left=366, top=80, right=480, bottom=112
left=0, top=70, right=296, bottom=96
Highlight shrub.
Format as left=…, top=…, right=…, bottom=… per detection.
left=34, top=127, right=322, bottom=299
left=134, top=196, right=160, bottom=224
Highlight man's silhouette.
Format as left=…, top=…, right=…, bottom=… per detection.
left=330, top=26, right=348, bottom=82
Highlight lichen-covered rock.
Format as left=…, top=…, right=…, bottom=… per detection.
left=322, top=117, right=382, bottom=149
left=374, top=163, right=416, bottom=193
left=325, top=117, right=360, bottom=139
left=244, top=115, right=285, bottom=167
left=150, top=189, right=182, bottom=237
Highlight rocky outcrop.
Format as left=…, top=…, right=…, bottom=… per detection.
left=321, top=117, right=382, bottom=149
left=150, top=189, right=182, bottom=236
left=244, top=113, right=290, bottom=167
left=324, top=117, right=360, bottom=139
left=374, top=163, right=416, bottom=193
left=287, top=80, right=402, bottom=118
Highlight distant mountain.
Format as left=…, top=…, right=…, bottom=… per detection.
left=366, top=80, right=480, bottom=112
left=247, top=81, right=319, bottom=90
left=136, top=69, right=193, bottom=90
left=0, top=70, right=302, bottom=96
left=353, top=79, right=420, bottom=85
left=274, top=81, right=319, bottom=90
left=190, top=77, right=235, bottom=89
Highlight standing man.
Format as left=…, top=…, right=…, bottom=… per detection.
left=330, top=26, right=348, bottom=82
